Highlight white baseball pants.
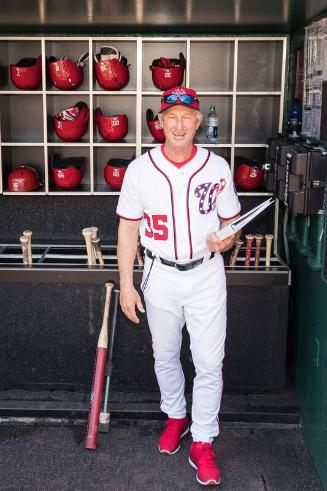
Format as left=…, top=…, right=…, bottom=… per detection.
left=142, top=253, right=227, bottom=443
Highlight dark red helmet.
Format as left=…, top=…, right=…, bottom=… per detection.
left=104, top=158, right=132, bottom=190
left=146, top=109, right=165, bottom=143
left=150, top=53, right=186, bottom=90
left=95, top=108, right=128, bottom=141
left=234, top=157, right=264, bottom=190
left=48, top=51, right=88, bottom=90
left=53, top=101, right=89, bottom=142
left=10, top=57, right=42, bottom=90
left=51, top=155, right=85, bottom=190
left=94, top=46, right=129, bottom=90
left=7, top=165, right=42, bottom=192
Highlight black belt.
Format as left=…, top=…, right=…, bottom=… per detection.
left=145, top=249, right=215, bottom=271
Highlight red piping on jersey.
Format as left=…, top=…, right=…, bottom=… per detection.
left=161, top=144, right=197, bottom=168
left=219, top=209, right=241, bottom=221
left=116, top=212, right=143, bottom=221
left=186, top=149, right=211, bottom=259
left=147, top=149, right=179, bottom=260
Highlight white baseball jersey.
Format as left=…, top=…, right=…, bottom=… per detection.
left=116, top=145, right=241, bottom=262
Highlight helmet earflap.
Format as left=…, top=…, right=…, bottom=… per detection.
left=94, top=45, right=130, bottom=90
left=234, top=157, right=264, bottom=191
left=7, top=165, right=42, bottom=192
left=51, top=154, right=85, bottom=190
left=146, top=109, right=165, bottom=143
left=10, top=57, right=42, bottom=90
left=48, top=52, right=88, bottom=90
left=150, top=52, right=186, bottom=90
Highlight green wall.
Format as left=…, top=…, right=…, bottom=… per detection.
left=289, top=215, right=327, bottom=488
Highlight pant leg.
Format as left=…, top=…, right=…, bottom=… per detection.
left=143, top=257, right=187, bottom=418
left=183, top=255, right=227, bottom=443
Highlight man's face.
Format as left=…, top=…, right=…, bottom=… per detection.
left=159, top=105, right=202, bottom=150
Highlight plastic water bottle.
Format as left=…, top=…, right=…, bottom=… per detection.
left=205, top=105, right=219, bottom=144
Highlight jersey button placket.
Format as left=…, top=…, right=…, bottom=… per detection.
left=175, top=174, right=190, bottom=260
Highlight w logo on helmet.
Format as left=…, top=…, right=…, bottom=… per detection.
left=194, top=179, right=226, bottom=214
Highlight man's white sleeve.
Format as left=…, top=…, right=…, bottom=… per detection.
left=216, top=163, right=241, bottom=220
left=116, top=165, right=143, bottom=221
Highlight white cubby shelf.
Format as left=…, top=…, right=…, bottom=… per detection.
left=0, top=35, right=287, bottom=196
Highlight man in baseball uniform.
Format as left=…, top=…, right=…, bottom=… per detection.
left=117, top=86, right=241, bottom=486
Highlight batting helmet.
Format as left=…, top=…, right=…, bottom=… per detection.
left=10, top=57, right=42, bottom=90
left=104, top=157, right=132, bottom=190
left=234, top=157, right=264, bottom=191
left=7, top=165, right=42, bottom=192
left=94, top=46, right=130, bottom=90
left=48, top=51, right=88, bottom=90
left=51, top=155, right=85, bottom=190
left=53, top=101, right=89, bottom=142
left=95, top=108, right=128, bottom=141
left=150, top=53, right=186, bottom=90
left=146, top=109, right=165, bottom=143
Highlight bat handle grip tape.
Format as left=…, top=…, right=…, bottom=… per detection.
left=245, top=235, right=254, bottom=267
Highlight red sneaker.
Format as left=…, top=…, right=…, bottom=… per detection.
left=189, top=442, right=221, bottom=486
left=158, top=416, right=189, bottom=455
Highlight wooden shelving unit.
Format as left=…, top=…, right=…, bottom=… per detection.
left=0, top=35, right=287, bottom=199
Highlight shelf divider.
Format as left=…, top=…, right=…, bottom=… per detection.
left=41, top=38, right=49, bottom=193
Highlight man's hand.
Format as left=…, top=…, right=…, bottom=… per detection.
left=206, top=232, right=236, bottom=253
left=119, top=283, right=145, bottom=324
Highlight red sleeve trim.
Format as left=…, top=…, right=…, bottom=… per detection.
left=219, top=209, right=241, bottom=221
left=116, top=213, right=143, bottom=221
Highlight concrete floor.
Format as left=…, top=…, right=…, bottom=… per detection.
left=0, top=420, right=323, bottom=491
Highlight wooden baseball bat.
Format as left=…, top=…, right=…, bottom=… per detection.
left=85, top=282, right=115, bottom=450
left=99, top=289, right=119, bottom=432
left=20, top=236, right=29, bottom=264
left=265, top=234, right=274, bottom=267
left=82, top=228, right=94, bottom=265
left=92, top=237, right=104, bottom=265
left=91, top=227, right=98, bottom=240
left=254, top=234, right=264, bottom=267
left=23, top=230, right=33, bottom=265
left=91, top=227, right=98, bottom=262
left=229, top=239, right=243, bottom=266
left=245, top=234, right=254, bottom=267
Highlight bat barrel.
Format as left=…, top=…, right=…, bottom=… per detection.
left=84, top=347, right=107, bottom=449
left=84, top=282, right=115, bottom=450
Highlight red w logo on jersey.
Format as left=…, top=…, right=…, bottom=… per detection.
left=194, top=179, right=226, bottom=214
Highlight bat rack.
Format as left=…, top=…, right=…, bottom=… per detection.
left=0, top=242, right=290, bottom=286
left=224, top=247, right=290, bottom=285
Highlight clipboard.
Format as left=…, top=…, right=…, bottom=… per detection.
left=215, top=198, right=275, bottom=241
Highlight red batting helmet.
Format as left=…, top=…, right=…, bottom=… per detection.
left=95, top=108, right=128, bottom=141
left=51, top=155, right=85, bottom=190
left=7, top=165, right=42, bottom=192
left=234, top=157, right=264, bottom=190
left=146, top=109, right=165, bottom=143
left=104, top=158, right=132, bottom=190
left=48, top=51, right=88, bottom=90
left=94, top=46, right=130, bottom=90
left=53, top=101, right=89, bottom=142
left=150, top=53, right=186, bottom=90
left=10, top=57, right=42, bottom=90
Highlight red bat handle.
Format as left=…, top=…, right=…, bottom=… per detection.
left=84, top=347, right=107, bottom=449
left=245, top=236, right=254, bottom=267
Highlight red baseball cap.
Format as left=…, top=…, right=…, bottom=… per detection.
left=160, top=86, right=200, bottom=113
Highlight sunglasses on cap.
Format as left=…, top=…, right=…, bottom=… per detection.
left=162, top=94, right=199, bottom=105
